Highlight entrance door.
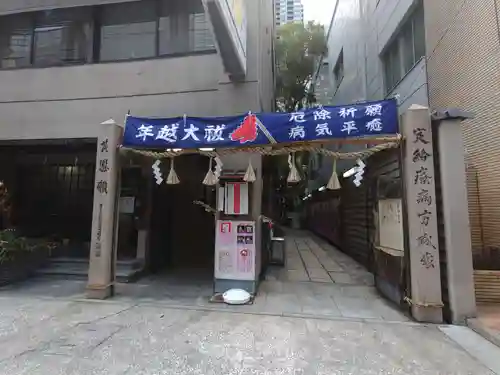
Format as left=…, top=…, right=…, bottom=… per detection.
left=150, top=155, right=215, bottom=273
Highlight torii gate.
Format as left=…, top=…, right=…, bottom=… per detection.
left=85, top=101, right=476, bottom=324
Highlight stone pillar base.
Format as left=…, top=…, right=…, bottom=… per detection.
left=86, top=284, right=114, bottom=300
left=412, top=305, right=443, bottom=324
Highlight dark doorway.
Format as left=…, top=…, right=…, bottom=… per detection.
left=150, top=155, right=216, bottom=274
left=4, top=142, right=96, bottom=258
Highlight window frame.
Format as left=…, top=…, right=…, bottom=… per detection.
left=0, top=12, right=35, bottom=69
left=98, top=0, right=159, bottom=63
left=333, top=48, right=344, bottom=92
left=382, top=3, right=425, bottom=94
left=31, top=7, right=93, bottom=68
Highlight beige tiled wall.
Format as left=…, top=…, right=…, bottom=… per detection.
left=424, top=0, right=500, bottom=254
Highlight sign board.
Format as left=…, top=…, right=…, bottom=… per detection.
left=123, top=99, right=399, bottom=150
left=224, top=0, right=247, bottom=59
left=203, top=0, right=247, bottom=79
left=215, top=220, right=256, bottom=280
left=378, top=198, right=404, bottom=252
left=119, top=196, right=135, bottom=214
left=225, top=183, right=249, bottom=215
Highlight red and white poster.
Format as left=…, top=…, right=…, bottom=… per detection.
left=215, top=220, right=256, bottom=280
left=225, top=183, right=249, bottom=215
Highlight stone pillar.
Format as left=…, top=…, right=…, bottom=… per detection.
left=402, top=105, right=443, bottom=323
left=87, top=119, right=122, bottom=299
left=436, top=118, right=476, bottom=323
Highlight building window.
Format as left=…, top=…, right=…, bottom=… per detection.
left=333, top=49, right=344, bottom=90
left=158, top=0, right=215, bottom=56
left=100, top=0, right=214, bottom=61
left=0, top=8, right=91, bottom=68
left=33, top=8, right=92, bottom=66
left=383, top=42, right=401, bottom=93
left=100, top=1, right=157, bottom=62
left=0, top=0, right=215, bottom=69
left=0, top=14, right=33, bottom=69
left=382, top=3, right=425, bottom=93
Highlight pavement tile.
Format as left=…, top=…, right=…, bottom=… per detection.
left=329, top=272, right=356, bottom=285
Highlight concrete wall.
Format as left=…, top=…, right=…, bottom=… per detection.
left=364, top=0, right=428, bottom=109
left=325, top=0, right=364, bottom=107
left=388, top=58, right=428, bottom=114
left=0, top=0, right=274, bottom=140
left=423, top=0, right=500, bottom=255
left=325, top=0, right=428, bottom=109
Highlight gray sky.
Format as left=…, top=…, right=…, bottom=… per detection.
left=302, top=0, right=335, bottom=25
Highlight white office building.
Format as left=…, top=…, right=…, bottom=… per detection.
left=275, top=0, right=304, bottom=26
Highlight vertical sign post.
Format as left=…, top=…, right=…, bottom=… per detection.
left=402, top=105, right=443, bottom=323
left=87, top=119, right=122, bottom=299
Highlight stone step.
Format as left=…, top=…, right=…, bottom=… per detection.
left=49, top=257, right=142, bottom=269
left=37, top=258, right=144, bottom=283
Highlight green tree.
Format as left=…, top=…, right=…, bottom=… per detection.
left=275, top=21, right=327, bottom=112
left=265, top=21, right=327, bottom=224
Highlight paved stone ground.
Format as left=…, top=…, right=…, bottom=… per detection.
left=266, top=231, right=375, bottom=286
left=468, top=304, right=500, bottom=348
left=0, top=231, right=499, bottom=374
left=0, top=298, right=498, bottom=374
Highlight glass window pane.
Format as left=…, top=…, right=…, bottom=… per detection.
left=159, top=0, right=214, bottom=56
left=413, top=5, right=425, bottom=61
left=33, top=8, right=91, bottom=67
left=189, top=11, right=215, bottom=52
left=0, top=14, right=32, bottom=69
left=333, top=49, right=344, bottom=88
left=158, top=0, right=175, bottom=55
left=401, top=22, right=415, bottom=74
left=390, top=42, right=401, bottom=87
left=100, top=1, right=157, bottom=62
left=383, top=50, right=393, bottom=93
left=383, top=41, right=401, bottom=93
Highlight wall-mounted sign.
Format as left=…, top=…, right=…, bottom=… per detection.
left=225, top=183, right=249, bottom=215
left=215, top=220, right=255, bottom=280
left=378, top=198, right=404, bottom=252
left=203, top=0, right=247, bottom=80
left=119, top=196, right=135, bottom=214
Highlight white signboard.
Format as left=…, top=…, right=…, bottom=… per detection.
left=215, top=220, right=256, bottom=280
left=204, top=0, right=247, bottom=77
left=119, top=196, right=135, bottom=214
left=224, top=0, right=247, bottom=59
left=378, top=198, right=404, bottom=252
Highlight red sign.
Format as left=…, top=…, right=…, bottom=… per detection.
left=220, top=222, right=231, bottom=233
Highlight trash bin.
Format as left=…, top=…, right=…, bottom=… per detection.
left=269, top=237, right=285, bottom=266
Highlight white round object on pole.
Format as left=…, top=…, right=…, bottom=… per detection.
left=222, top=289, right=251, bottom=305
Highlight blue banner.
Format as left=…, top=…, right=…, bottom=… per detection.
left=122, top=99, right=399, bottom=150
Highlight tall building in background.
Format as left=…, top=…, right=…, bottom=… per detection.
left=275, top=0, right=304, bottom=26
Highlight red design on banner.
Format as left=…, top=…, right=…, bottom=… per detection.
left=230, top=114, right=258, bottom=144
